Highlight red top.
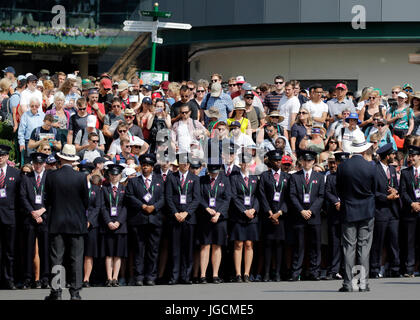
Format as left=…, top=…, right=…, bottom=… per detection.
left=87, top=102, right=105, bottom=129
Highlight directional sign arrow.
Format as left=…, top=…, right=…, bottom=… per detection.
left=123, top=26, right=155, bottom=32
left=123, top=20, right=155, bottom=27
left=141, top=10, right=172, bottom=18
left=157, top=22, right=192, bottom=30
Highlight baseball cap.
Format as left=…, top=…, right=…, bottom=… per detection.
left=241, top=83, right=253, bottom=91
left=397, top=92, right=408, bottom=99
left=244, top=90, right=253, bottom=97
left=2, top=66, right=15, bottom=75
left=87, top=115, right=97, bottom=128
left=17, top=75, right=26, bottom=82
left=130, top=136, right=144, bottom=146
left=210, top=82, right=222, bottom=98
left=281, top=155, right=293, bottom=164
left=26, top=75, right=38, bottom=82
left=236, top=76, right=245, bottom=84
left=142, top=97, right=152, bottom=104
left=336, top=83, right=348, bottom=90
left=100, top=78, right=112, bottom=90
left=403, top=83, right=413, bottom=90
left=46, top=154, right=57, bottom=164
left=152, top=92, right=162, bottom=100
left=160, top=81, right=170, bottom=90
left=143, top=84, right=152, bottom=91
left=93, top=157, right=106, bottom=165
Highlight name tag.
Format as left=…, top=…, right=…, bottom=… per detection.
left=35, top=195, right=42, bottom=204
left=180, top=194, right=187, bottom=204
left=415, top=189, right=420, bottom=200
left=143, top=193, right=152, bottom=203
left=209, top=197, right=216, bottom=207
left=273, top=192, right=281, bottom=202
left=110, top=207, right=118, bottom=217
left=244, top=196, right=251, bottom=206
left=303, top=193, right=311, bottom=204
left=0, top=188, right=6, bottom=198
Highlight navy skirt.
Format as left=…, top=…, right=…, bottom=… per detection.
left=100, top=233, right=128, bottom=258
left=230, top=222, right=259, bottom=241
left=197, top=220, right=228, bottom=246
left=84, top=227, right=99, bottom=258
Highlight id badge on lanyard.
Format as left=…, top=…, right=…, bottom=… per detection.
left=415, top=189, right=420, bottom=200
left=110, top=207, right=118, bottom=217
left=143, top=193, right=152, bottom=203
left=209, top=197, right=216, bottom=207
left=180, top=194, right=187, bottom=204
left=35, top=195, right=42, bottom=204
left=303, top=193, right=311, bottom=204
left=244, top=196, right=251, bottom=206
left=0, top=188, right=6, bottom=198
left=273, top=192, right=281, bottom=202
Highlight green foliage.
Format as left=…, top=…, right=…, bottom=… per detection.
left=0, top=122, right=14, bottom=141
left=0, top=138, right=16, bottom=162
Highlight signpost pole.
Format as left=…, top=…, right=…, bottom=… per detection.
left=150, top=2, right=159, bottom=72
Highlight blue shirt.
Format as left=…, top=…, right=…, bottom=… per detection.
left=9, top=92, right=20, bottom=109
left=200, top=92, right=234, bottom=123
left=18, top=110, right=45, bottom=146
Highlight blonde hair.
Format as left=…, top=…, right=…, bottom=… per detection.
left=360, top=87, right=374, bottom=102
left=168, top=82, right=181, bottom=100
left=297, top=106, right=313, bottom=126
left=0, top=78, right=11, bottom=92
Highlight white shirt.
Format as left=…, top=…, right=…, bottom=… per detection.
left=278, top=95, right=300, bottom=131
left=224, top=164, right=235, bottom=175
left=142, top=174, right=153, bottom=187
left=380, top=161, right=389, bottom=177
left=303, top=100, right=328, bottom=127
left=110, top=182, right=119, bottom=190
left=413, top=166, right=420, bottom=178
left=34, top=169, right=45, bottom=184
left=337, top=126, right=365, bottom=153
left=20, top=88, right=43, bottom=113
left=177, top=120, right=192, bottom=153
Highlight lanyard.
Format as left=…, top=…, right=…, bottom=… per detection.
left=33, top=185, right=44, bottom=196
left=302, top=182, right=313, bottom=194
left=274, top=180, right=284, bottom=193
left=208, top=184, right=219, bottom=199
left=241, top=184, right=252, bottom=197
left=144, top=183, right=155, bottom=196
left=412, top=182, right=420, bottom=192
left=109, top=191, right=119, bottom=207
left=178, top=181, right=189, bottom=196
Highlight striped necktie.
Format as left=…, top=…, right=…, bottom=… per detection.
left=305, top=172, right=309, bottom=185
left=112, top=186, right=117, bottom=198
left=244, top=176, right=249, bottom=188
left=36, top=174, right=41, bottom=189
left=0, top=168, right=4, bottom=188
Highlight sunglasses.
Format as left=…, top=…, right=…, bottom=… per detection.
left=91, top=140, right=99, bottom=143
left=298, top=112, right=308, bottom=115
left=275, top=81, right=284, bottom=85
left=244, top=96, right=253, bottom=99
left=369, top=97, right=377, bottom=100
left=197, top=90, right=205, bottom=93
left=112, top=105, right=121, bottom=108
left=228, top=84, right=237, bottom=87
left=392, top=91, right=400, bottom=94
left=78, top=108, right=86, bottom=111
left=131, top=145, right=140, bottom=148
left=180, top=111, right=189, bottom=114
left=211, top=79, right=218, bottom=83
left=43, top=148, right=51, bottom=151
left=124, top=145, right=131, bottom=148
left=405, top=89, right=413, bottom=93
left=373, top=118, right=380, bottom=121
left=30, top=105, right=39, bottom=107
left=118, top=130, right=127, bottom=133
left=188, top=87, right=195, bottom=91
left=124, top=115, right=134, bottom=118
left=181, top=95, right=190, bottom=99
left=329, top=141, right=337, bottom=144
left=377, top=124, right=385, bottom=127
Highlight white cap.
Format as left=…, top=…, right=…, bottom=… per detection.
left=36, top=80, right=44, bottom=87
left=397, top=92, right=408, bottom=99
left=120, top=167, right=137, bottom=183
left=67, top=74, right=77, bottom=80
left=87, top=115, right=97, bottom=128
left=25, top=73, right=33, bottom=78
left=236, top=75, right=245, bottom=83
left=104, top=160, right=114, bottom=169
left=129, top=136, right=144, bottom=146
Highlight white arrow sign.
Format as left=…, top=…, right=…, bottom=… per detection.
left=157, top=22, right=192, bottom=30
left=123, top=26, right=155, bottom=32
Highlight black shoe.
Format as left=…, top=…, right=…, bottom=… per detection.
left=370, top=272, right=380, bottom=279
left=233, top=275, right=243, bottom=283
left=359, top=285, right=370, bottom=292
left=32, top=280, right=41, bottom=289
left=192, top=277, right=199, bottom=284
left=308, top=274, right=321, bottom=281
left=82, top=281, right=90, bottom=288
left=41, top=280, right=50, bottom=289
left=288, top=275, right=300, bottom=282
left=338, top=286, right=353, bottom=292
left=112, top=280, right=119, bottom=287
left=45, top=291, right=62, bottom=300
left=70, top=292, right=82, bottom=300
left=243, top=275, right=250, bottom=283
left=253, top=274, right=262, bottom=282
left=168, top=279, right=178, bottom=285
left=6, top=281, right=16, bottom=290
left=212, top=277, right=222, bottom=284
left=389, top=271, right=401, bottom=278
left=105, top=279, right=113, bottom=287
left=22, top=280, right=32, bottom=290
left=145, top=280, right=155, bottom=286
left=135, top=280, right=144, bottom=286
left=324, top=274, right=333, bottom=280
left=263, top=273, right=271, bottom=282
left=403, top=273, right=415, bottom=278
left=198, top=277, right=207, bottom=284
left=180, top=279, right=193, bottom=285
left=273, top=273, right=281, bottom=282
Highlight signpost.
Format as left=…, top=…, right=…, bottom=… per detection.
left=122, top=2, right=192, bottom=71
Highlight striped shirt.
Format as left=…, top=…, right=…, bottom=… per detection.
left=264, top=91, right=283, bottom=112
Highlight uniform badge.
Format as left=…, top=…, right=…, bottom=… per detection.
left=156, top=183, right=160, bottom=186
left=219, top=183, right=224, bottom=187
left=92, top=191, right=95, bottom=196
left=252, top=180, right=256, bottom=183
left=313, top=180, right=317, bottom=184
left=9, top=177, right=14, bottom=181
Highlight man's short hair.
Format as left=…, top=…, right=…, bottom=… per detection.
left=179, top=103, right=190, bottom=111
left=117, top=122, right=128, bottom=131
left=274, top=75, right=284, bottom=82
left=76, top=97, right=87, bottom=107
left=180, top=85, right=189, bottom=93
left=211, top=73, right=223, bottom=81
left=120, top=137, right=130, bottom=146
left=309, top=83, right=323, bottom=92
left=112, top=96, right=122, bottom=104
left=284, top=81, right=294, bottom=88
left=88, top=132, right=99, bottom=141
left=44, top=114, right=54, bottom=123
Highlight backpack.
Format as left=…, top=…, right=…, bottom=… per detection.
left=1, top=92, right=19, bottom=125
left=202, top=93, right=211, bottom=111
left=35, top=126, right=57, bottom=141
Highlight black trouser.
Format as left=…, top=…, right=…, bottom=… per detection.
left=23, top=224, right=49, bottom=282
left=291, top=224, right=321, bottom=278
left=327, top=223, right=342, bottom=275
left=49, top=234, right=84, bottom=296
left=264, top=239, right=284, bottom=275
left=170, top=223, right=195, bottom=282
left=131, top=224, right=162, bottom=282
left=400, top=219, right=419, bottom=274
left=370, top=219, right=399, bottom=274
left=0, top=223, right=15, bottom=285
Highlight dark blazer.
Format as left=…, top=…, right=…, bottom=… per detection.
left=153, top=167, right=173, bottom=182
left=258, top=170, right=289, bottom=218
left=221, top=164, right=241, bottom=178
left=125, top=174, right=165, bottom=226
left=0, top=165, right=21, bottom=225
left=289, top=170, right=325, bottom=225
left=20, top=171, right=48, bottom=228
left=374, top=162, right=400, bottom=221
left=100, top=183, right=128, bottom=234
left=199, top=174, right=232, bottom=221
left=325, top=172, right=341, bottom=225
left=336, top=155, right=376, bottom=223
left=165, top=171, right=201, bottom=224
left=229, top=173, right=260, bottom=224
left=45, top=165, right=89, bottom=234
left=87, top=184, right=101, bottom=228
left=399, top=167, right=420, bottom=221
